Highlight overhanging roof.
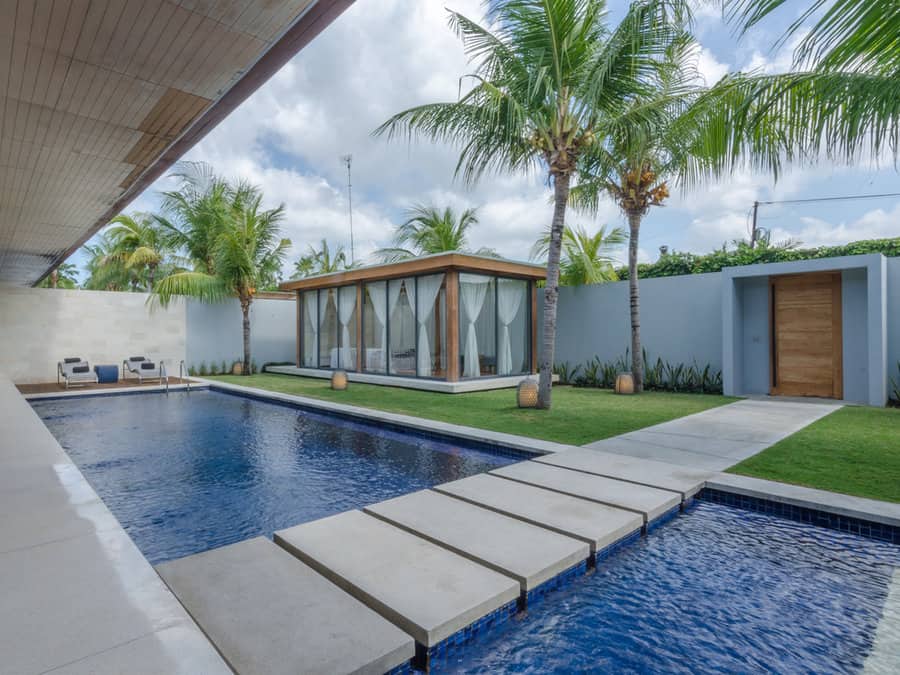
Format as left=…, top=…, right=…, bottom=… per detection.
left=279, top=252, right=548, bottom=291
left=0, top=0, right=353, bottom=287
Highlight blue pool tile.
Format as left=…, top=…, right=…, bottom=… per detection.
left=595, top=528, right=643, bottom=564
left=419, top=599, right=519, bottom=670
left=697, top=488, right=900, bottom=545
left=524, top=560, right=589, bottom=607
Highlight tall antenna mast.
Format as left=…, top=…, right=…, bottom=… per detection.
left=341, top=154, right=355, bottom=264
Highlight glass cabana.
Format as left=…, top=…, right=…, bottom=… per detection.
left=279, top=253, right=547, bottom=388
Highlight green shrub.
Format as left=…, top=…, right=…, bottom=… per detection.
left=221, top=360, right=228, bottom=375
left=565, top=348, right=723, bottom=394
left=210, top=362, right=220, bottom=375
left=188, top=366, right=197, bottom=377
left=618, top=237, right=900, bottom=280
left=198, top=361, right=208, bottom=376
left=251, top=359, right=258, bottom=375
left=890, top=361, right=900, bottom=405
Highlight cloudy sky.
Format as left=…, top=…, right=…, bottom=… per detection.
left=78, top=0, right=900, bottom=277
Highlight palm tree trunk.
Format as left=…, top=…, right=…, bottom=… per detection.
left=147, top=263, right=156, bottom=291
left=240, top=296, right=252, bottom=375
left=627, top=210, right=643, bottom=393
left=50, top=269, right=58, bottom=289
left=537, top=172, right=571, bottom=409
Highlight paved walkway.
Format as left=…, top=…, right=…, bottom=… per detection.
left=584, top=398, right=842, bottom=471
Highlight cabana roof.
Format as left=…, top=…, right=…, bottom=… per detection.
left=279, top=252, right=547, bottom=292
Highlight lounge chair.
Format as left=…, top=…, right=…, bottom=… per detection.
left=122, top=356, right=168, bottom=385
left=57, top=358, right=99, bottom=389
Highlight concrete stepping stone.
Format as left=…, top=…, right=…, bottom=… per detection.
left=364, top=490, right=589, bottom=599
left=434, top=473, right=643, bottom=555
left=491, top=461, right=681, bottom=525
left=156, top=537, right=414, bottom=675
left=534, top=447, right=712, bottom=499
left=275, top=510, right=520, bottom=655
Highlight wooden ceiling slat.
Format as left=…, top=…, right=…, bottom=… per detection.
left=1, top=0, right=353, bottom=285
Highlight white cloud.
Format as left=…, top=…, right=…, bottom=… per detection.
left=769, top=202, right=900, bottom=248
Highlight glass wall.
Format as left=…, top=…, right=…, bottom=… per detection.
left=497, top=278, right=529, bottom=375
left=301, top=271, right=528, bottom=379
left=459, top=274, right=530, bottom=378
left=459, top=273, right=496, bottom=377
left=388, top=278, right=416, bottom=376
left=337, top=285, right=358, bottom=370
left=363, top=281, right=386, bottom=373
left=300, top=291, right=317, bottom=367
left=317, top=288, right=338, bottom=369
left=415, top=274, right=446, bottom=377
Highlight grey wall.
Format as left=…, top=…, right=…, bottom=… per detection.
left=842, top=268, right=869, bottom=403
left=888, top=258, right=900, bottom=387
left=553, top=272, right=723, bottom=368
left=736, top=277, right=770, bottom=395
left=186, top=297, right=296, bottom=371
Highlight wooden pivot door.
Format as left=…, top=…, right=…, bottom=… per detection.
left=770, top=272, right=843, bottom=398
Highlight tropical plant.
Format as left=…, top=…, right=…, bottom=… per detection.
left=375, top=0, right=695, bottom=408
left=38, top=262, right=78, bottom=289
left=291, top=239, right=354, bottom=279
left=82, top=232, right=133, bottom=291
left=567, top=348, right=722, bottom=394
left=375, top=204, right=496, bottom=263
left=707, top=0, right=900, bottom=175
left=153, top=164, right=291, bottom=375
left=532, top=224, right=625, bottom=285
left=890, top=361, right=900, bottom=404
left=105, top=213, right=170, bottom=290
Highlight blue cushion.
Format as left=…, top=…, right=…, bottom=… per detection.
left=94, top=365, right=119, bottom=384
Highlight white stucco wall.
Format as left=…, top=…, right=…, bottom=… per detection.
left=0, top=287, right=186, bottom=384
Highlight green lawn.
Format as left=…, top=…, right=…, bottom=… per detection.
left=729, top=406, right=900, bottom=503
left=211, top=373, right=735, bottom=446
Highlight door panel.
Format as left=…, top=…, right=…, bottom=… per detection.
left=771, top=273, right=842, bottom=398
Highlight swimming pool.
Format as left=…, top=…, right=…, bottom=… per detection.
left=446, top=499, right=900, bottom=673
left=31, top=389, right=518, bottom=564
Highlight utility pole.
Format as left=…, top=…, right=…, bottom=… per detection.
left=341, top=154, right=355, bottom=264
left=749, top=200, right=759, bottom=249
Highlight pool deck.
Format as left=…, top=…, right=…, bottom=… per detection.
left=0, top=376, right=229, bottom=674
left=5, top=375, right=900, bottom=673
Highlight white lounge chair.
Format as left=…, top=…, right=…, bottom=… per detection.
left=122, top=356, right=168, bottom=385
left=57, top=358, right=99, bottom=389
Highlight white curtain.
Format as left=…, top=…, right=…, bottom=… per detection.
left=366, top=282, right=386, bottom=370
left=415, top=274, right=444, bottom=376
left=319, top=289, right=333, bottom=367
left=460, top=274, right=490, bottom=378
left=497, top=279, right=525, bottom=375
left=304, top=292, right=317, bottom=367
left=387, top=280, right=406, bottom=374
left=338, top=285, right=356, bottom=368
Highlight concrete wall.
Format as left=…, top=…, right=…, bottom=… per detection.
left=553, top=272, right=722, bottom=369
left=185, top=297, right=296, bottom=372
left=888, top=258, right=900, bottom=388
left=736, top=277, right=769, bottom=395
left=0, top=287, right=186, bottom=384
left=842, top=268, right=869, bottom=403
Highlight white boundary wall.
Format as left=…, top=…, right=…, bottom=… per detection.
left=0, top=287, right=187, bottom=384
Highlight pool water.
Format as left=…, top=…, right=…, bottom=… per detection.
left=446, top=500, right=900, bottom=674
left=31, top=390, right=517, bottom=564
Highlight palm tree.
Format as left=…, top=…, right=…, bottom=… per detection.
left=105, top=213, right=168, bottom=290
left=704, top=0, right=900, bottom=176
left=39, top=262, right=78, bottom=289
left=375, top=204, right=496, bottom=262
left=531, top=224, right=626, bottom=286
left=375, top=0, right=684, bottom=408
left=292, top=239, right=354, bottom=279
left=153, top=168, right=291, bottom=374
left=82, top=233, right=133, bottom=291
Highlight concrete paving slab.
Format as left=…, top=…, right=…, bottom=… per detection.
left=585, top=436, right=740, bottom=471
left=364, top=490, right=589, bottom=593
left=583, top=398, right=840, bottom=469
left=534, top=447, right=712, bottom=499
left=275, top=510, right=520, bottom=647
left=157, top=537, right=414, bottom=675
left=433, top=474, right=642, bottom=554
left=491, top=461, right=681, bottom=523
